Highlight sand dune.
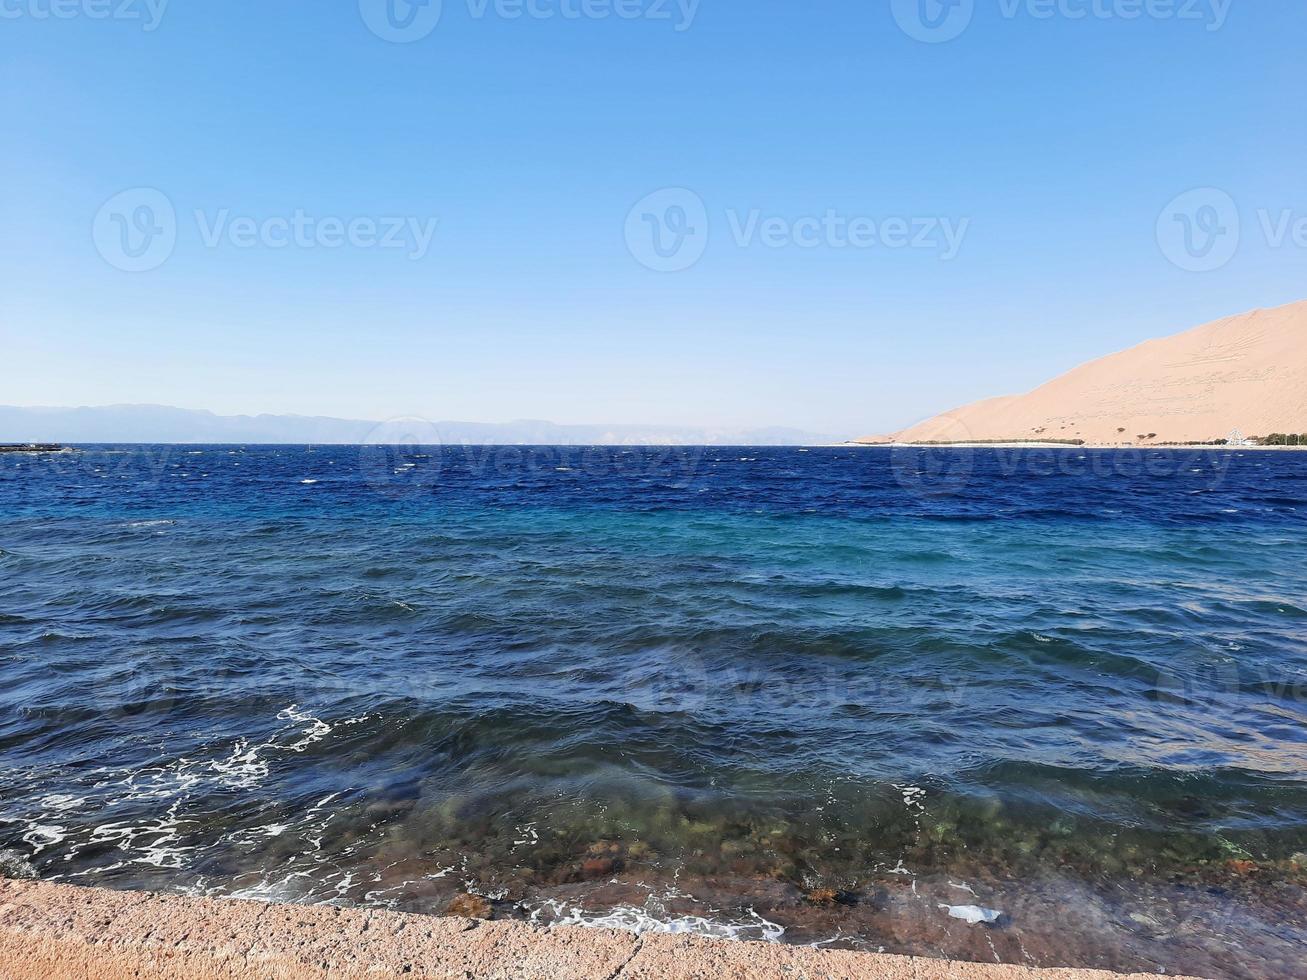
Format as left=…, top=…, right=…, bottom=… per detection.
left=875, top=300, right=1307, bottom=446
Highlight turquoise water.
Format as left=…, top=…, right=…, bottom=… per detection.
left=1, top=445, right=1305, bottom=977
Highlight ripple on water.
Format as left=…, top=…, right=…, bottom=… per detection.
left=1, top=447, right=1306, bottom=979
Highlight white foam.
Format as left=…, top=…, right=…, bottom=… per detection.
left=530, top=897, right=784, bottom=943
left=38, top=794, right=85, bottom=813
left=227, top=871, right=316, bottom=903
left=87, top=802, right=196, bottom=870
left=217, top=741, right=272, bottom=788
left=22, top=823, right=66, bottom=853
left=20, top=706, right=343, bottom=876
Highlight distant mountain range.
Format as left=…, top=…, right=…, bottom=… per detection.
left=859, top=300, right=1307, bottom=446
left=0, top=404, right=834, bottom=447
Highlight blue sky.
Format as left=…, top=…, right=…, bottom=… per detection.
left=2, top=1, right=1304, bottom=437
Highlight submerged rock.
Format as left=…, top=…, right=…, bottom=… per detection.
left=581, top=857, right=617, bottom=878
left=0, top=850, right=37, bottom=880
left=445, top=892, right=493, bottom=919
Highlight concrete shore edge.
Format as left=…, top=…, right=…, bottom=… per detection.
left=0, top=879, right=1204, bottom=980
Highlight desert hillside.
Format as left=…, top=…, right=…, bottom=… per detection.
left=878, top=300, right=1307, bottom=446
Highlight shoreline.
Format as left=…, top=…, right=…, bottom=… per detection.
left=0, top=444, right=69, bottom=454
left=845, top=441, right=1307, bottom=450
left=0, top=878, right=1205, bottom=980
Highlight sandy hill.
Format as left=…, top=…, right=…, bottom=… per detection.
left=875, top=300, right=1307, bottom=446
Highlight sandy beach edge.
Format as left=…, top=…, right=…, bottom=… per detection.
left=841, top=441, right=1307, bottom=451
left=0, top=879, right=1207, bottom=980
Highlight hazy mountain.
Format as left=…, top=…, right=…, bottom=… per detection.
left=875, top=300, right=1307, bottom=446
left=0, top=404, right=835, bottom=446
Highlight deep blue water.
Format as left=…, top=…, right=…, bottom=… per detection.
left=2, top=445, right=1305, bottom=977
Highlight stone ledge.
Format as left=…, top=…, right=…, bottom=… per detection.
left=0, top=879, right=1203, bottom=980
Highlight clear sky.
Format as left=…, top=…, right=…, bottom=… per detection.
left=3, top=1, right=1304, bottom=438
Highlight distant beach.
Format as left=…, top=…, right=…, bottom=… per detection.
left=847, top=440, right=1307, bottom=450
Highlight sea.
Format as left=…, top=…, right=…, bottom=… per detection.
left=1, top=444, right=1304, bottom=978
